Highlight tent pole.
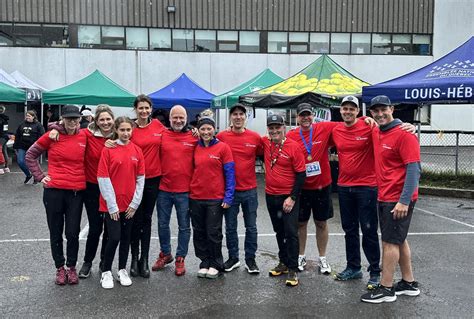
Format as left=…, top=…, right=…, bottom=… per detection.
left=417, top=104, right=422, bottom=141
left=362, top=102, right=366, bottom=116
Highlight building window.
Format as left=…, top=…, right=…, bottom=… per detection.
left=392, top=34, right=412, bottom=54
left=13, top=24, right=42, bottom=47
left=43, top=25, right=68, bottom=47
left=268, top=32, right=288, bottom=53
left=372, top=33, right=391, bottom=54
left=195, top=30, right=216, bottom=52
left=289, top=32, right=308, bottom=53
left=413, top=34, right=431, bottom=55
left=331, top=33, right=350, bottom=54
left=101, top=26, right=125, bottom=49
left=126, top=27, right=148, bottom=50
left=351, top=33, right=370, bottom=54
left=239, top=31, right=260, bottom=52
left=309, top=33, right=329, bottom=53
left=78, top=25, right=100, bottom=48
left=172, top=29, right=193, bottom=51
left=217, top=31, right=238, bottom=52
left=0, top=24, right=13, bottom=46
left=150, top=29, right=171, bottom=50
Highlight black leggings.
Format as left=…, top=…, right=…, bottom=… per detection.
left=130, top=176, right=160, bottom=258
left=43, top=188, right=83, bottom=268
left=103, top=213, right=134, bottom=271
left=83, top=182, right=107, bottom=264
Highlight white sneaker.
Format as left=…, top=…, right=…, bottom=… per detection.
left=319, top=257, right=332, bottom=274
left=298, top=255, right=307, bottom=271
left=100, top=271, right=114, bottom=289
left=3, top=168, right=10, bottom=173
left=117, top=269, right=132, bottom=286
left=0, top=169, right=4, bottom=175
left=205, top=267, right=220, bottom=279
left=197, top=268, right=208, bottom=278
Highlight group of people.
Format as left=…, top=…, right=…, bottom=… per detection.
left=19, top=93, right=420, bottom=304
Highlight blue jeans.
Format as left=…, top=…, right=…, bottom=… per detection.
left=15, top=149, right=30, bottom=177
left=338, top=186, right=381, bottom=275
left=224, top=188, right=258, bottom=260
left=156, top=191, right=191, bottom=257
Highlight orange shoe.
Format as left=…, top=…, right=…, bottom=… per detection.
left=175, top=257, right=186, bottom=276
left=151, top=252, right=174, bottom=271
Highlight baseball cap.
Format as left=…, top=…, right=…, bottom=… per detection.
left=296, top=103, right=313, bottom=115
left=81, top=110, right=94, bottom=117
left=370, top=95, right=392, bottom=109
left=341, top=95, right=359, bottom=108
left=229, top=103, right=247, bottom=115
left=267, top=114, right=285, bottom=126
left=61, top=105, right=81, bottom=118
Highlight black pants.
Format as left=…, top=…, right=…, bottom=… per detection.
left=266, top=194, right=300, bottom=271
left=189, top=199, right=224, bottom=271
left=103, top=213, right=134, bottom=271
left=83, top=182, right=108, bottom=264
left=131, top=176, right=159, bottom=258
left=43, top=188, right=84, bottom=268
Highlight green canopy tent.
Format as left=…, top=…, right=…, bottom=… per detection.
left=42, top=70, right=135, bottom=107
left=240, top=55, right=370, bottom=109
left=212, top=69, right=283, bottom=109
left=0, top=81, right=26, bottom=103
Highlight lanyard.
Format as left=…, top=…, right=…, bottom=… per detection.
left=299, top=126, right=313, bottom=161
left=269, top=138, right=285, bottom=169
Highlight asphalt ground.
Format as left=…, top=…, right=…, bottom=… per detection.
left=0, top=168, right=473, bottom=318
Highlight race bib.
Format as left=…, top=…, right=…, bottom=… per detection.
left=305, top=161, right=321, bottom=177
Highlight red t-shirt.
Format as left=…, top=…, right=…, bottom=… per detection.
left=216, top=129, right=263, bottom=191
left=190, top=141, right=234, bottom=200
left=97, top=142, right=145, bottom=212
left=286, top=122, right=337, bottom=190
left=372, top=125, right=421, bottom=202
left=131, top=119, right=165, bottom=179
left=36, top=131, right=87, bottom=190
left=83, top=129, right=108, bottom=184
left=160, top=129, right=198, bottom=193
left=263, top=137, right=306, bottom=195
left=332, top=120, right=377, bottom=187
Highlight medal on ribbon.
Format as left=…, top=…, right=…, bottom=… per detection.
left=299, top=126, right=313, bottom=162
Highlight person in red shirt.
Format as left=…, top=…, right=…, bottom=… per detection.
left=128, top=95, right=165, bottom=278
left=286, top=103, right=338, bottom=274
left=25, top=105, right=87, bottom=286
left=189, top=113, right=235, bottom=279
left=48, top=105, right=116, bottom=279
left=97, top=116, right=145, bottom=289
left=265, top=114, right=306, bottom=287
left=152, top=105, right=198, bottom=276
left=216, top=103, right=262, bottom=274
left=361, top=95, right=421, bottom=304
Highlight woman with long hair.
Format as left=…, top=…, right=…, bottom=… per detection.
left=25, top=105, right=86, bottom=285
left=98, top=116, right=145, bottom=289
left=13, top=110, right=45, bottom=183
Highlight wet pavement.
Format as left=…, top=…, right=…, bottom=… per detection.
left=0, top=169, right=473, bottom=318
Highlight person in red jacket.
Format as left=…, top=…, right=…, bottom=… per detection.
left=25, top=105, right=87, bottom=286
left=97, top=116, right=145, bottom=289
left=129, top=95, right=165, bottom=278
left=48, top=105, right=116, bottom=279
left=189, top=113, right=235, bottom=279
left=216, top=103, right=262, bottom=274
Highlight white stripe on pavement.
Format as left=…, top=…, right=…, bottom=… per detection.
left=415, top=207, right=474, bottom=228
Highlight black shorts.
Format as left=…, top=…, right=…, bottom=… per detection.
left=299, top=186, right=334, bottom=223
left=378, top=201, right=416, bottom=245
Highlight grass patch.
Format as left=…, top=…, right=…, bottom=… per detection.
left=420, top=171, right=474, bottom=189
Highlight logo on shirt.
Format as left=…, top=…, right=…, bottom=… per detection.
left=245, top=143, right=256, bottom=148
left=131, top=156, right=139, bottom=162
left=78, top=143, right=86, bottom=148
left=153, top=133, right=162, bottom=137
left=355, top=136, right=368, bottom=141
left=312, top=141, right=322, bottom=145
left=183, top=142, right=194, bottom=147
left=209, top=154, right=221, bottom=160
left=382, top=144, right=392, bottom=150
left=281, top=154, right=289, bottom=159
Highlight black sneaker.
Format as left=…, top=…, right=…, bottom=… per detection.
left=78, top=262, right=92, bottom=278
left=245, top=258, right=260, bottom=274
left=361, top=285, right=397, bottom=303
left=285, top=270, right=299, bottom=286
left=24, top=175, right=32, bottom=184
left=395, top=279, right=420, bottom=296
left=224, top=257, right=240, bottom=272
left=269, top=262, right=288, bottom=277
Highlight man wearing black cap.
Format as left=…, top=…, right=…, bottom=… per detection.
left=264, top=114, right=306, bottom=286
left=361, top=95, right=421, bottom=303
left=216, top=103, right=262, bottom=274
left=286, top=102, right=338, bottom=275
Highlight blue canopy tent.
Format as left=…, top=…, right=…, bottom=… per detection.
left=148, top=73, right=215, bottom=109
left=363, top=36, right=474, bottom=105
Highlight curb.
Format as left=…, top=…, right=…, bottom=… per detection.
left=419, top=186, right=474, bottom=199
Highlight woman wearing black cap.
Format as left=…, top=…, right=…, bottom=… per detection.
left=25, top=105, right=87, bottom=286
left=189, top=110, right=235, bottom=279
